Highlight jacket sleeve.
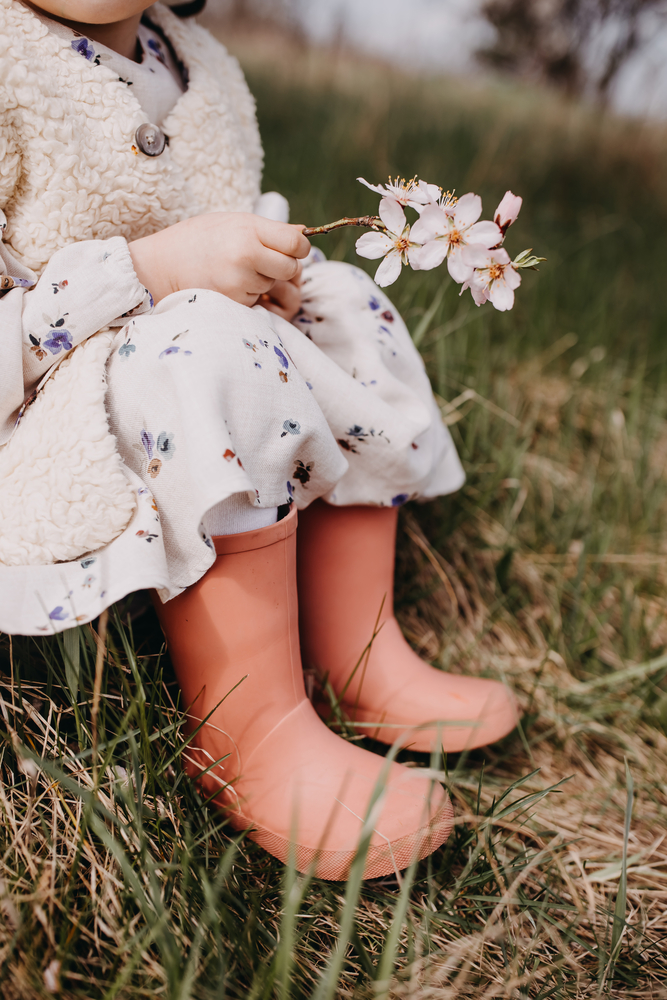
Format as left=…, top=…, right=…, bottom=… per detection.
left=0, top=236, right=153, bottom=446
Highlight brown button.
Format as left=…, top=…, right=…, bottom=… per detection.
left=135, top=122, right=166, bottom=157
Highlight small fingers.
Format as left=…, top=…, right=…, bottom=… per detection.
left=254, top=245, right=301, bottom=282
left=256, top=218, right=312, bottom=259
left=291, top=259, right=304, bottom=288
left=259, top=279, right=302, bottom=321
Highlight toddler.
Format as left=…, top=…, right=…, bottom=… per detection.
left=0, top=0, right=517, bottom=879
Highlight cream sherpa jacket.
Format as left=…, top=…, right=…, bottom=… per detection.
left=0, top=1, right=264, bottom=566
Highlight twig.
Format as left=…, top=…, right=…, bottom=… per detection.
left=302, top=215, right=384, bottom=237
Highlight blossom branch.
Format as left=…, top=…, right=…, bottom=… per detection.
left=301, top=177, right=543, bottom=305
left=302, top=215, right=384, bottom=237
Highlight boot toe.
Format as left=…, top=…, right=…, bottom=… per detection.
left=345, top=672, right=520, bottom=754
left=221, top=702, right=453, bottom=880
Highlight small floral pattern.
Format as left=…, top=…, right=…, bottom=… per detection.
left=43, top=317, right=73, bottom=355
left=147, top=38, right=167, bottom=65
left=139, top=428, right=175, bottom=478
left=274, top=346, right=289, bottom=369
left=156, top=432, right=176, bottom=461
left=159, top=345, right=192, bottom=359
left=141, top=430, right=155, bottom=460
left=281, top=419, right=301, bottom=437
left=71, top=37, right=96, bottom=61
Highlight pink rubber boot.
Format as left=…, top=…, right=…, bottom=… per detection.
left=297, top=501, right=519, bottom=754
left=154, top=507, right=452, bottom=880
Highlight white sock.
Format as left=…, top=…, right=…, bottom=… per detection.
left=203, top=492, right=278, bottom=537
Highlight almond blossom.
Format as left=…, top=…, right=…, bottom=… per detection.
left=460, top=245, right=521, bottom=311
left=355, top=197, right=424, bottom=287
left=357, top=176, right=438, bottom=210
left=301, top=177, right=542, bottom=308
left=409, top=194, right=503, bottom=282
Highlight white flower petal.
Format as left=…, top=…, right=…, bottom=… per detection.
left=378, top=197, right=407, bottom=235
left=411, top=204, right=449, bottom=240
left=421, top=181, right=442, bottom=202
left=409, top=217, right=433, bottom=244
left=356, top=231, right=394, bottom=259
left=357, top=177, right=386, bottom=196
left=505, top=265, right=522, bottom=290
left=405, top=180, right=438, bottom=206
left=489, top=279, right=515, bottom=311
left=469, top=279, right=489, bottom=306
left=447, top=247, right=474, bottom=284
left=407, top=245, right=424, bottom=270
left=461, top=245, right=494, bottom=268
left=411, top=239, right=448, bottom=271
left=454, top=193, right=482, bottom=229
left=374, top=251, right=403, bottom=286
left=466, top=220, right=503, bottom=249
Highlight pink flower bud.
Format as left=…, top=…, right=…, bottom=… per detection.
left=494, top=191, right=522, bottom=236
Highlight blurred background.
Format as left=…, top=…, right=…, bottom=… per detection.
left=202, top=0, right=667, bottom=116
left=194, top=0, right=667, bottom=672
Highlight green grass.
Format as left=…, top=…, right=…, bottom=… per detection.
left=1, top=30, right=667, bottom=999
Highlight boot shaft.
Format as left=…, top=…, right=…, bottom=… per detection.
left=155, top=507, right=306, bottom=766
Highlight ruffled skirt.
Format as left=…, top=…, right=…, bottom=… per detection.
left=0, top=260, right=464, bottom=635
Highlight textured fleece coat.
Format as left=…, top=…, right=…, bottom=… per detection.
left=0, top=0, right=264, bottom=563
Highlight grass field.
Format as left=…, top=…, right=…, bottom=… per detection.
left=1, top=26, right=667, bottom=999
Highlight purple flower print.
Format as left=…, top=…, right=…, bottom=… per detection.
left=43, top=325, right=73, bottom=355
left=369, top=296, right=381, bottom=311
left=200, top=525, right=214, bottom=551
left=141, top=429, right=154, bottom=459
left=379, top=325, right=393, bottom=337
left=156, top=431, right=176, bottom=461
left=147, top=38, right=167, bottom=65
left=391, top=494, right=409, bottom=507
left=274, top=346, right=289, bottom=369
left=281, top=419, right=301, bottom=437
left=159, top=346, right=192, bottom=359
left=72, top=37, right=95, bottom=60
left=49, top=606, right=68, bottom=621
left=286, top=481, right=294, bottom=499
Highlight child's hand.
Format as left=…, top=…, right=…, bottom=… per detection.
left=128, top=213, right=311, bottom=307
left=258, top=262, right=303, bottom=322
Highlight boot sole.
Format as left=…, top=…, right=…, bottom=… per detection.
left=230, top=794, right=454, bottom=880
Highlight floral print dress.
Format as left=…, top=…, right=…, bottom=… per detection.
left=0, top=14, right=464, bottom=635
